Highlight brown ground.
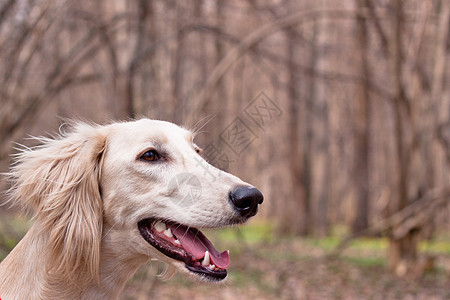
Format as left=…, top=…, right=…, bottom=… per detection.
left=2, top=216, right=448, bottom=299
left=121, top=237, right=450, bottom=300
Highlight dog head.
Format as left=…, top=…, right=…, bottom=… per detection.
left=8, top=119, right=263, bottom=283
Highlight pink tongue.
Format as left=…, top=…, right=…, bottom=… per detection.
left=169, top=225, right=230, bottom=269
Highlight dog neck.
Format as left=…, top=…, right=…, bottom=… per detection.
left=0, top=224, right=56, bottom=299
left=82, top=224, right=150, bottom=299
left=0, top=223, right=149, bottom=299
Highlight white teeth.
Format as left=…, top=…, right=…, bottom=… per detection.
left=174, top=239, right=181, bottom=245
left=202, top=251, right=210, bottom=266
left=227, top=250, right=230, bottom=255
left=163, top=228, right=173, bottom=238
left=154, top=220, right=166, bottom=232
left=209, top=264, right=215, bottom=271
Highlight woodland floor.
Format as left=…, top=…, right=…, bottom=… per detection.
left=121, top=222, right=450, bottom=300
left=1, top=215, right=449, bottom=299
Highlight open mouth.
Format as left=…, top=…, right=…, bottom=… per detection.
left=138, top=219, right=230, bottom=281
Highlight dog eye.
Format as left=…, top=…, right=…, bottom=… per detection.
left=140, top=150, right=160, bottom=162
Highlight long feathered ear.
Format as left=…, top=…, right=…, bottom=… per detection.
left=8, top=123, right=106, bottom=282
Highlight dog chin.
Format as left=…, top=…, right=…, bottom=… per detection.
left=168, top=260, right=228, bottom=282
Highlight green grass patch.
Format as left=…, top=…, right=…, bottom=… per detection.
left=420, top=240, right=450, bottom=254
left=302, top=236, right=388, bottom=252
left=302, top=236, right=340, bottom=250
left=209, top=219, right=275, bottom=245
left=0, top=214, right=31, bottom=235
left=343, top=256, right=385, bottom=268
left=349, top=237, right=389, bottom=250
left=329, top=225, right=351, bottom=237
left=0, top=214, right=31, bottom=262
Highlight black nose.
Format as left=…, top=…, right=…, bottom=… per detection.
left=229, top=186, right=263, bottom=218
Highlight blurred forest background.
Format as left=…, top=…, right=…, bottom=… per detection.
left=0, top=0, right=449, bottom=299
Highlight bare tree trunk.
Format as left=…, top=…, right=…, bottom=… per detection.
left=215, top=0, right=227, bottom=119
left=311, top=15, right=330, bottom=237
left=302, top=20, right=317, bottom=236
left=315, top=15, right=330, bottom=237
left=213, top=0, right=228, bottom=142
left=387, top=0, right=417, bottom=276
left=315, top=98, right=330, bottom=237
left=352, top=0, right=370, bottom=234
left=126, top=0, right=151, bottom=118
left=171, top=3, right=185, bottom=124
left=285, top=28, right=308, bottom=235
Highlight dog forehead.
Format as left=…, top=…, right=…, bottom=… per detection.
left=106, top=119, right=191, bottom=149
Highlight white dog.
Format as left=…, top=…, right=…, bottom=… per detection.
left=0, top=119, right=263, bottom=299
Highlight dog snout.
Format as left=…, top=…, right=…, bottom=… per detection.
left=229, top=186, right=263, bottom=218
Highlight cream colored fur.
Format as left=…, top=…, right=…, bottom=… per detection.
left=0, top=119, right=250, bottom=299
